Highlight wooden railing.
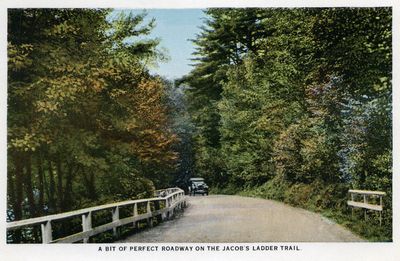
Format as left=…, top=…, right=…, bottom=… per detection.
left=347, top=189, right=385, bottom=225
left=7, top=187, right=186, bottom=243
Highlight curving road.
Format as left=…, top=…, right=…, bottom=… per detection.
left=118, top=195, right=364, bottom=242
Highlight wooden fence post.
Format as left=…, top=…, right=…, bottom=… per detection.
left=147, top=201, right=153, bottom=228
left=112, top=207, right=120, bottom=238
left=363, top=194, right=367, bottom=221
left=41, top=220, right=52, bottom=244
left=351, top=193, right=354, bottom=217
left=82, top=212, right=92, bottom=243
left=161, top=199, right=168, bottom=221
left=380, top=196, right=383, bottom=226
left=133, top=203, right=138, bottom=228
left=170, top=197, right=174, bottom=217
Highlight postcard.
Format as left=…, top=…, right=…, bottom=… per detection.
left=1, top=1, right=399, bottom=261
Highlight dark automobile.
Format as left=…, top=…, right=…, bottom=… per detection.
left=189, top=177, right=209, bottom=196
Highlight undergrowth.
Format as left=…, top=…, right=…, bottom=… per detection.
left=236, top=179, right=392, bottom=242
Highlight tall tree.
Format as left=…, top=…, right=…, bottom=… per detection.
left=7, top=9, right=178, bottom=231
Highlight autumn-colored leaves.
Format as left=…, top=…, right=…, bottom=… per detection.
left=7, top=9, right=177, bottom=232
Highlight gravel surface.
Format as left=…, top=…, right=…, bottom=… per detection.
left=118, top=195, right=365, bottom=243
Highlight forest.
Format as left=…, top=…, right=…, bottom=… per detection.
left=180, top=8, right=392, bottom=241
left=7, top=8, right=392, bottom=242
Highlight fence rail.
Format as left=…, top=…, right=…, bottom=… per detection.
left=347, top=189, right=385, bottom=225
left=7, top=187, right=186, bottom=243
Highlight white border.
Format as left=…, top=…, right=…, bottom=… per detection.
left=0, top=0, right=396, bottom=8
left=0, top=1, right=398, bottom=261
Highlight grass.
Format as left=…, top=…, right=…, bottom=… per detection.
left=235, top=180, right=392, bottom=242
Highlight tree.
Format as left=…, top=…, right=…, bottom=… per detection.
left=7, top=9, right=178, bottom=235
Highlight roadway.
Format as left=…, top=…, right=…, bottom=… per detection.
left=118, top=195, right=364, bottom=242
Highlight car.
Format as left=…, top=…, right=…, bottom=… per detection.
left=189, top=177, right=209, bottom=196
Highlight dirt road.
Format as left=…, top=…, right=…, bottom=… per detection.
left=118, top=195, right=364, bottom=242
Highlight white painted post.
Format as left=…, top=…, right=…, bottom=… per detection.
left=147, top=201, right=153, bottom=227
left=112, top=207, right=120, bottom=237
left=147, top=201, right=151, bottom=213
left=161, top=199, right=168, bottom=221
left=177, top=194, right=181, bottom=210
left=170, top=197, right=174, bottom=217
left=363, top=194, right=367, bottom=221
left=82, top=212, right=92, bottom=243
left=380, top=196, right=383, bottom=226
left=133, top=203, right=138, bottom=228
left=166, top=198, right=171, bottom=219
left=41, top=220, right=52, bottom=244
left=351, top=193, right=354, bottom=217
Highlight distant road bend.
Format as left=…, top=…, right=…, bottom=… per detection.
left=119, top=195, right=364, bottom=242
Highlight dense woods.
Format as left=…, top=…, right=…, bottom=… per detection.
left=7, top=9, right=178, bottom=231
left=7, top=7, right=392, bottom=242
left=180, top=8, right=392, bottom=240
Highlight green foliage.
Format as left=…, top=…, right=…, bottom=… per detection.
left=184, top=7, right=392, bottom=241
left=7, top=8, right=178, bottom=237
left=8, top=7, right=392, bottom=243
left=240, top=180, right=391, bottom=241
left=312, top=8, right=392, bottom=97
left=273, top=117, right=340, bottom=183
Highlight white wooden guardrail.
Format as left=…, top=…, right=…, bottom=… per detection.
left=347, top=189, right=385, bottom=225
left=7, top=187, right=186, bottom=243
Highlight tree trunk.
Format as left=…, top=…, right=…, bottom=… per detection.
left=12, top=151, right=24, bottom=242
left=37, top=155, right=45, bottom=216
left=56, top=158, right=63, bottom=211
left=24, top=153, right=36, bottom=217
left=7, top=169, right=15, bottom=220
left=47, top=159, right=56, bottom=213
left=13, top=152, right=24, bottom=221
left=82, top=168, right=97, bottom=201
left=25, top=153, right=41, bottom=241
left=62, top=164, right=77, bottom=211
